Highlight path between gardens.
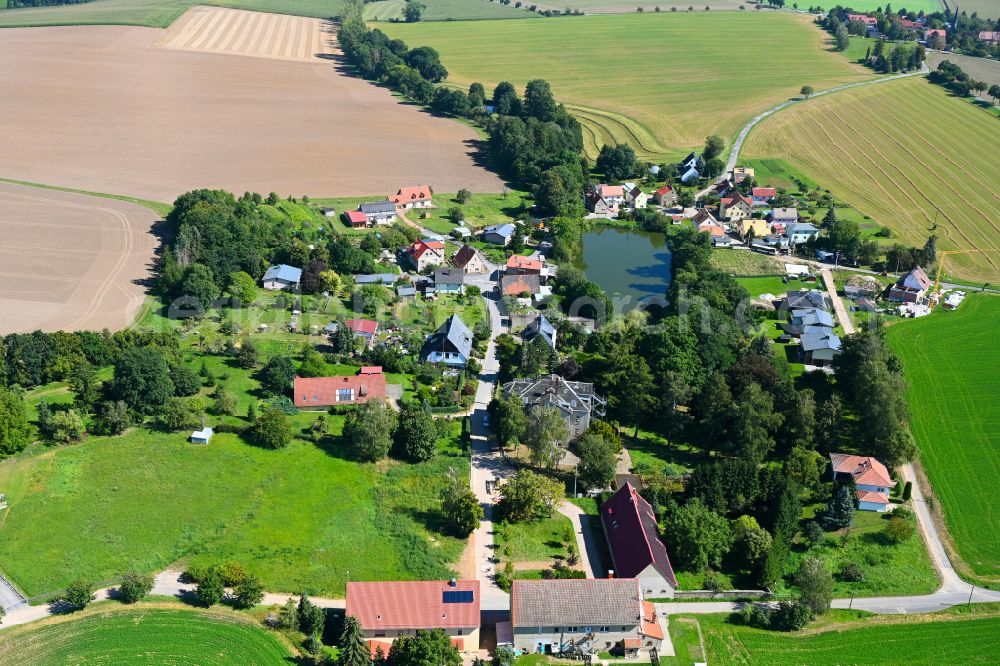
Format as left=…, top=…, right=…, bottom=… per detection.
left=821, top=267, right=856, bottom=335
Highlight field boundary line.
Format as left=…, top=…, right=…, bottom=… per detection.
left=0, top=177, right=170, bottom=216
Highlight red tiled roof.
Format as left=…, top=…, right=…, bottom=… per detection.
left=506, top=255, right=543, bottom=272
left=623, top=638, right=642, bottom=649
left=345, top=319, right=378, bottom=335
left=501, top=274, right=541, bottom=296
left=390, top=185, right=432, bottom=204
left=293, top=374, right=387, bottom=408
left=347, top=580, right=480, bottom=631
left=847, top=13, right=877, bottom=24
left=367, top=640, right=393, bottom=660
left=979, top=31, right=1000, bottom=42
left=856, top=489, right=891, bottom=505
left=345, top=210, right=367, bottom=225
left=830, top=453, right=895, bottom=488
left=640, top=601, right=664, bottom=640
left=925, top=28, right=946, bottom=38
left=360, top=366, right=383, bottom=375
left=722, top=192, right=753, bottom=207
left=601, top=483, right=678, bottom=588
left=752, top=187, right=776, bottom=198
left=409, top=239, right=445, bottom=260
left=654, top=185, right=673, bottom=196
left=597, top=184, right=625, bottom=198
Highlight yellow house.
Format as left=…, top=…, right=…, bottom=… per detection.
left=737, top=218, right=770, bottom=240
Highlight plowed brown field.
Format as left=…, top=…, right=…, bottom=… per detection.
left=0, top=182, right=158, bottom=334
left=0, top=12, right=503, bottom=202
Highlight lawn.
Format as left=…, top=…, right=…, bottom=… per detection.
left=0, top=410, right=468, bottom=597
left=0, top=606, right=293, bottom=665
left=379, top=12, right=875, bottom=160
left=689, top=609, right=1000, bottom=665
left=415, top=190, right=533, bottom=235
left=709, top=249, right=786, bottom=277
left=885, top=293, right=1000, bottom=586
left=743, top=77, right=1000, bottom=284
left=0, top=0, right=532, bottom=28
left=495, top=514, right=573, bottom=563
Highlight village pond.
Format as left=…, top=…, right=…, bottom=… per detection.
left=573, top=226, right=671, bottom=312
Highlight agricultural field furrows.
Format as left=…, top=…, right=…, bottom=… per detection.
left=155, top=6, right=336, bottom=62
left=0, top=608, right=293, bottom=665
left=743, top=77, right=1000, bottom=283
left=0, top=0, right=533, bottom=28
left=886, top=294, right=1000, bottom=586
left=379, top=12, right=875, bottom=159
left=0, top=181, right=158, bottom=334
left=0, top=21, right=503, bottom=202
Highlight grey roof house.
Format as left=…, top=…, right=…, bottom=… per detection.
left=503, top=374, right=606, bottom=440
left=481, top=223, right=517, bottom=246
left=800, top=330, right=842, bottom=366
left=783, top=289, right=831, bottom=312
left=360, top=200, right=397, bottom=226
left=782, top=307, right=835, bottom=335
left=523, top=314, right=556, bottom=350
left=434, top=267, right=466, bottom=293
left=509, top=579, right=664, bottom=658
left=354, top=273, right=396, bottom=285
left=261, top=264, right=302, bottom=290
left=421, top=314, right=473, bottom=367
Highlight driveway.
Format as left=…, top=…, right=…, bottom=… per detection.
left=556, top=501, right=601, bottom=579
left=821, top=267, right=855, bottom=335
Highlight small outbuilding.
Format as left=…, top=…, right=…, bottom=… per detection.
left=190, top=427, right=213, bottom=445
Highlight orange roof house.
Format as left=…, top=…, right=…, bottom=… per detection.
left=293, top=372, right=387, bottom=409
left=347, top=580, right=480, bottom=653
left=829, top=453, right=896, bottom=511
left=390, top=185, right=433, bottom=208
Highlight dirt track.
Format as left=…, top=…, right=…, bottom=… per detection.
left=0, top=20, right=503, bottom=202
left=0, top=182, right=158, bottom=334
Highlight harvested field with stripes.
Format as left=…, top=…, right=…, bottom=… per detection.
left=156, top=6, right=335, bottom=62
left=743, top=77, right=1000, bottom=283
left=0, top=181, right=158, bottom=334
left=0, top=14, right=503, bottom=203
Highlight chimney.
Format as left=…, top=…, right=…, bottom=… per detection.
left=608, top=570, right=615, bottom=579
left=449, top=578, right=457, bottom=587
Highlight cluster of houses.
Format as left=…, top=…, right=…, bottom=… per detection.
left=841, top=11, right=945, bottom=43
left=585, top=166, right=821, bottom=254
left=777, top=288, right=842, bottom=366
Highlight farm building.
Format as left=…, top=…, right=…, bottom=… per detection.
left=346, top=579, right=480, bottom=656
left=261, top=264, right=302, bottom=291
left=293, top=371, right=387, bottom=409
left=830, top=453, right=896, bottom=512
left=601, top=482, right=678, bottom=597
left=509, top=579, right=664, bottom=657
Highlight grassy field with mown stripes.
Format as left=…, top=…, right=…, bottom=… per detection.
left=743, top=76, right=1000, bottom=284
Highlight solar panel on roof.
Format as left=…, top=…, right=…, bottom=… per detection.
left=442, top=590, right=474, bottom=604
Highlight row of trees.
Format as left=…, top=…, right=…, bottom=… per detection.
left=930, top=60, right=1000, bottom=105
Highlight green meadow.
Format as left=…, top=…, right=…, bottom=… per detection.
left=685, top=609, right=1000, bottom=665
left=380, top=12, right=875, bottom=159
left=886, top=293, right=1000, bottom=587
left=0, top=607, right=293, bottom=666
